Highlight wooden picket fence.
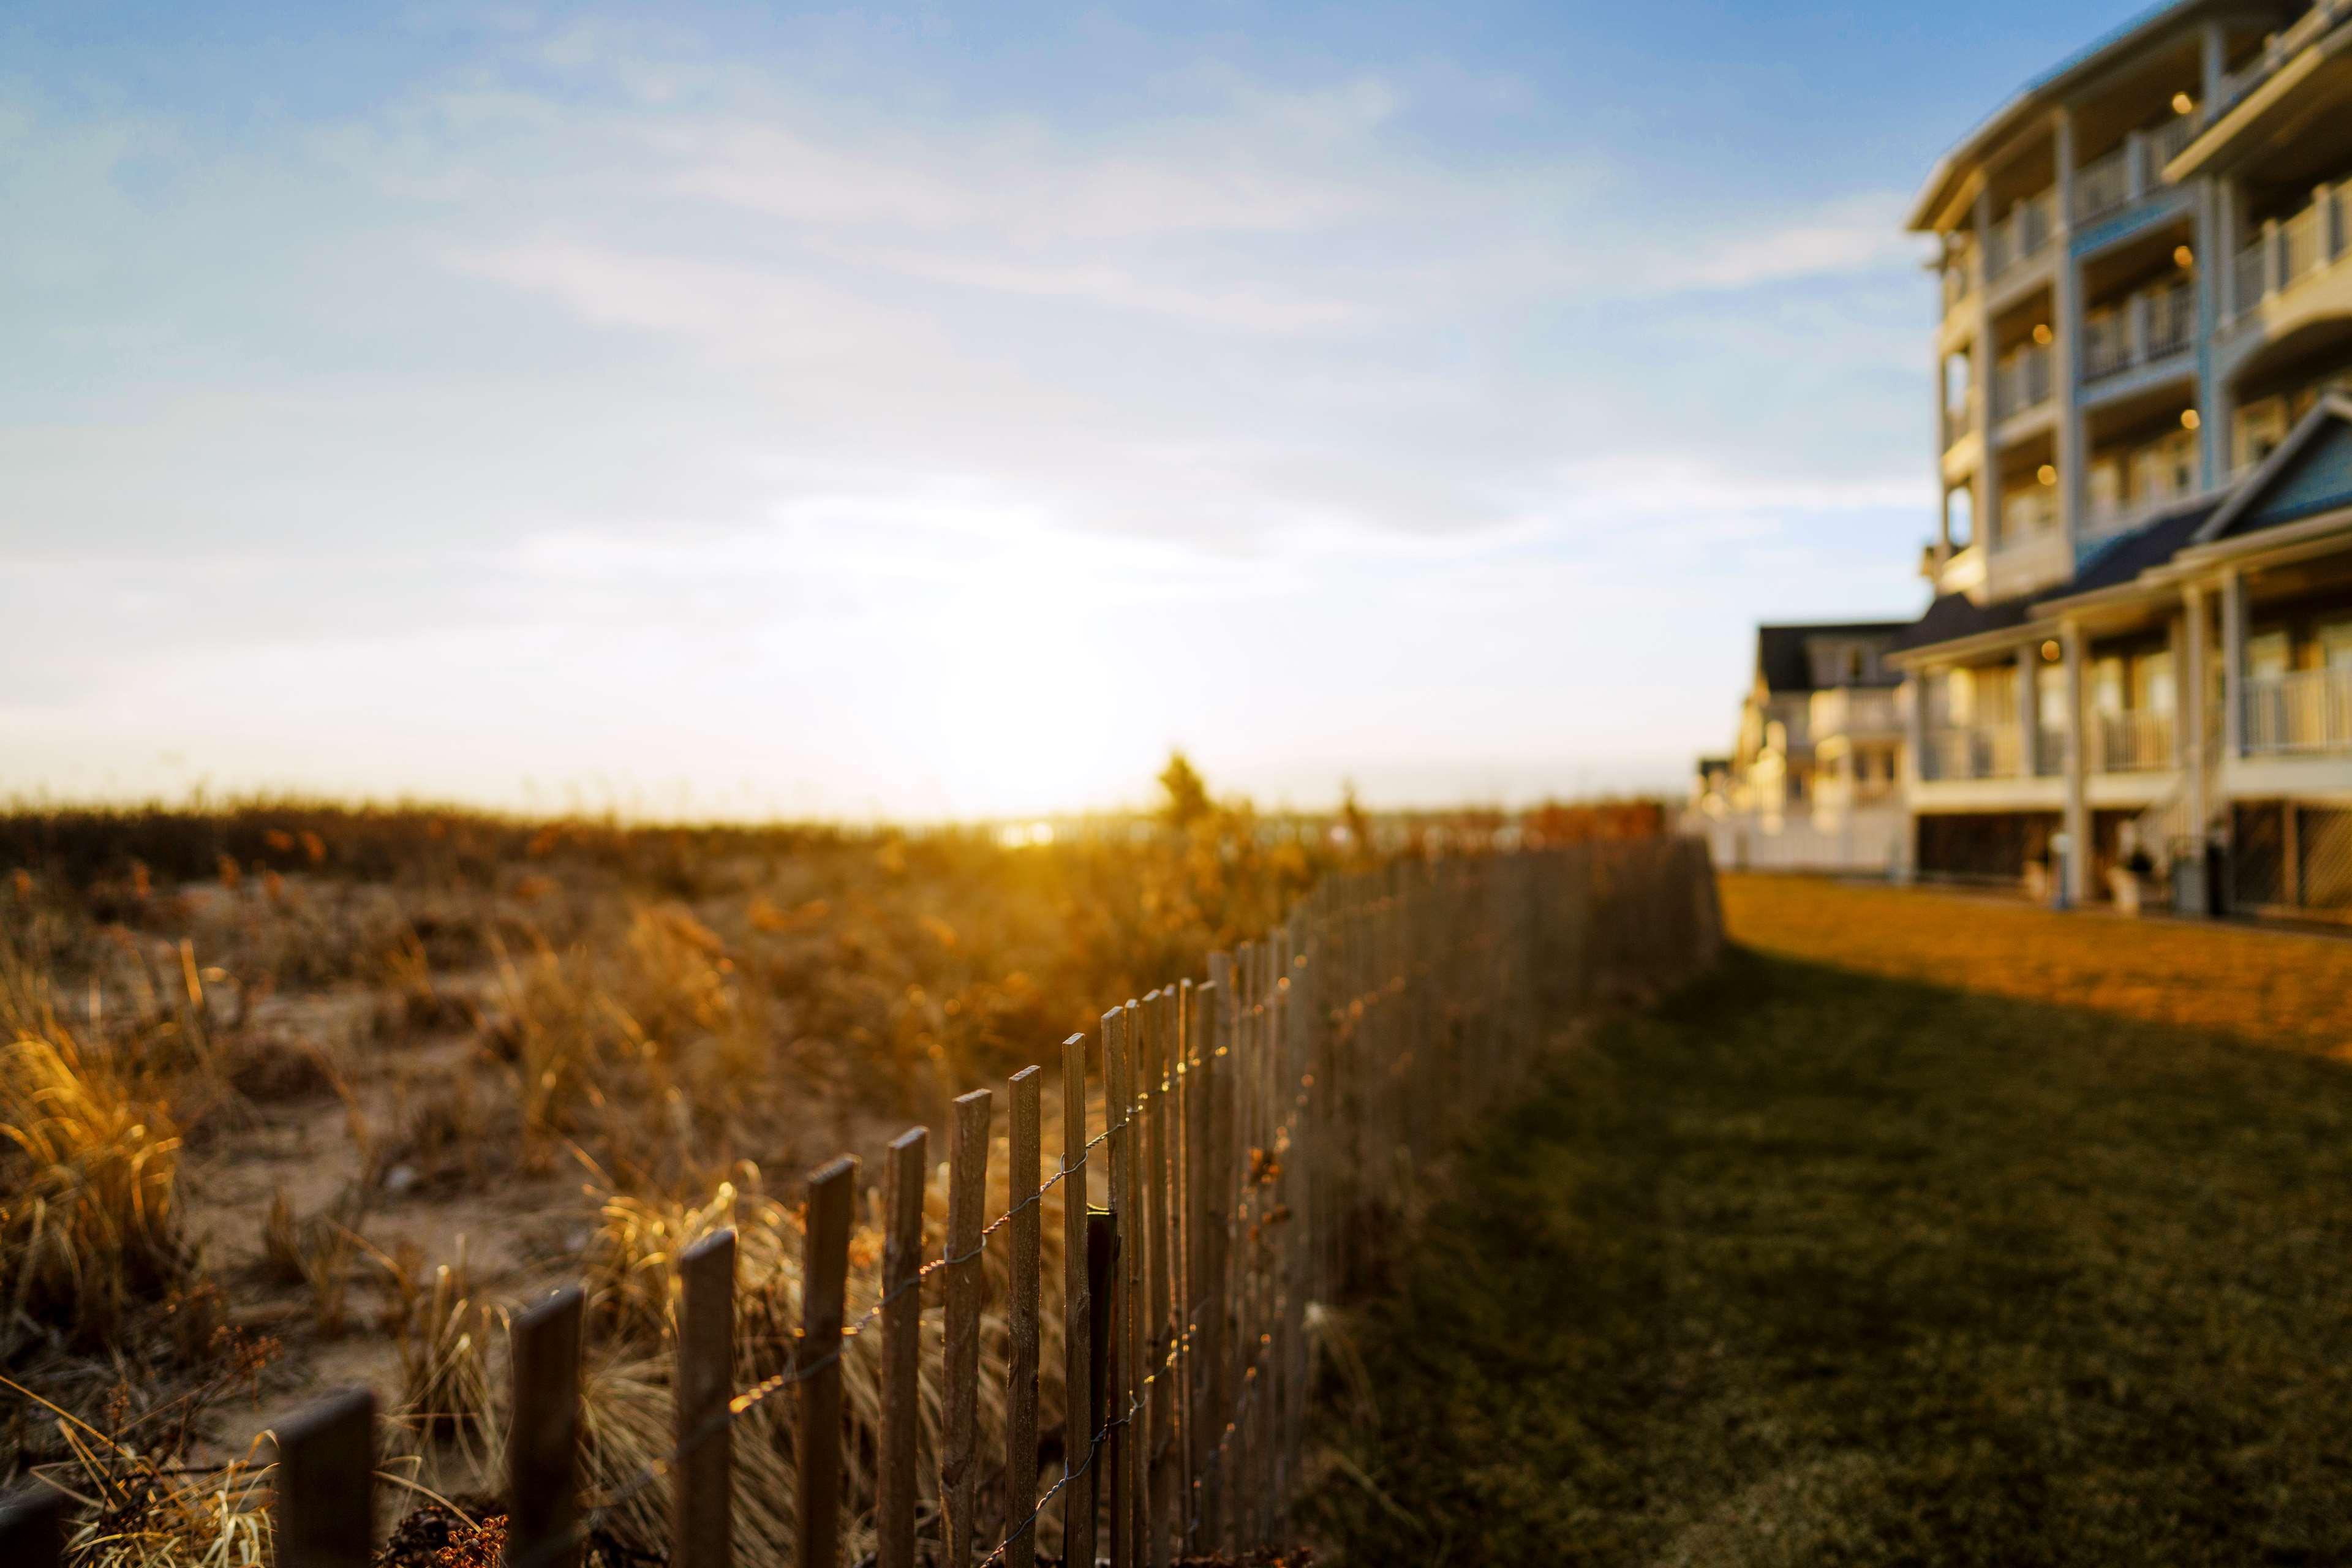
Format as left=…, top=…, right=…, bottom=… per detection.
left=0, top=837, right=1720, bottom=1568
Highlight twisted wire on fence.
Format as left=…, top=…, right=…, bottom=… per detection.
left=0, top=839, right=1724, bottom=1568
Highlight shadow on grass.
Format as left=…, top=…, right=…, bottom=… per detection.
left=1305, top=946, right=2352, bottom=1568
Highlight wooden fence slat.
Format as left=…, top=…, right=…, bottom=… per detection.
left=878, top=1126, right=929, bottom=1568
left=674, top=1228, right=735, bottom=1568
left=1004, top=1066, right=1044, bottom=1568
left=0, top=1482, right=69, bottom=1568
left=1176, top=977, right=1206, bottom=1554
left=1197, top=956, right=1232, bottom=1550
left=942, top=1088, right=992, bottom=1568
left=796, top=1155, right=858, bottom=1568
left=1229, top=940, right=1258, bottom=1556
left=1141, top=988, right=1175, bottom=1568
left=1059, top=1031, right=1096, bottom=1568
left=1102, top=1003, right=1133, bottom=1568
left=273, top=1387, right=374, bottom=1568
left=505, top=1286, right=586, bottom=1568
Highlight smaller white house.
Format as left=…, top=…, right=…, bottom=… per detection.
left=1691, top=622, right=1910, bottom=873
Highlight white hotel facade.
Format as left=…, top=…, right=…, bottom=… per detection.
left=1696, top=0, right=2352, bottom=918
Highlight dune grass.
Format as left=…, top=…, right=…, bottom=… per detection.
left=1308, top=878, right=2352, bottom=1566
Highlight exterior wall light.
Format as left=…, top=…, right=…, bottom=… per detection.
left=2172, top=91, right=2194, bottom=115
left=2174, top=244, right=2195, bottom=269
left=2182, top=409, right=2202, bottom=430
left=2038, top=463, right=2057, bottom=484
left=2033, top=323, right=2054, bottom=345
left=2042, top=640, right=2062, bottom=662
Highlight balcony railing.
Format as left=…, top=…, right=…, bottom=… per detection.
left=2076, top=146, right=2133, bottom=223
left=2001, top=486, right=2062, bottom=543
left=1985, top=192, right=2057, bottom=280
left=2149, top=112, right=2199, bottom=173
left=1993, top=344, right=2054, bottom=421
left=2035, top=725, right=2066, bottom=777
left=2245, top=668, right=2352, bottom=755
left=1811, top=686, right=1901, bottom=739
left=2094, top=709, right=2175, bottom=772
left=2074, top=113, right=2202, bottom=227
left=2232, top=183, right=2351, bottom=322
left=2082, top=279, right=2196, bottom=384
left=1920, top=724, right=2021, bottom=782
left=1942, top=263, right=1972, bottom=314
left=2213, top=0, right=2352, bottom=118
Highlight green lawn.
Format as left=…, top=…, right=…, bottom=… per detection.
left=1305, top=941, right=2352, bottom=1566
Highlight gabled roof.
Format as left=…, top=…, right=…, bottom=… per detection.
left=1887, top=592, right=2036, bottom=654
left=2067, top=495, right=2227, bottom=593
left=2195, top=393, right=2352, bottom=543
left=1755, top=622, right=1909, bottom=695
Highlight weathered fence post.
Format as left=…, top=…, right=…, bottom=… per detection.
left=1142, top=987, right=1177, bottom=1568
left=796, top=1156, right=858, bottom=1568
left=274, top=1387, right=374, bottom=1568
left=941, top=1088, right=992, bottom=1568
left=506, top=1286, right=585, bottom=1568
left=0, top=1483, right=68, bottom=1568
left=878, top=1127, right=929, bottom=1568
left=1005, top=1066, right=1044, bottom=1568
left=674, top=1229, right=735, bottom=1568
left=1060, top=1032, right=1097, bottom=1568
left=1104, top=1001, right=1137, bottom=1568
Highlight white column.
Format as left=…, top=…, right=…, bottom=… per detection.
left=2220, top=567, right=2246, bottom=761
left=2016, top=642, right=2040, bottom=777
left=2062, top=619, right=2092, bottom=903
left=1904, top=671, right=1930, bottom=785
left=2054, top=110, right=2086, bottom=546
left=2202, top=21, right=2226, bottom=105
left=1973, top=187, right=1999, bottom=549
left=2183, top=582, right=2209, bottom=845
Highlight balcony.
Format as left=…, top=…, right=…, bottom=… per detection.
left=1993, top=343, right=2055, bottom=422
left=1944, top=399, right=1976, bottom=449
left=2035, top=725, right=2066, bottom=777
left=1942, top=262, right=1973, bottom=316
left=2082, top=279, right=2196, bottom=385
left=2092, top=709, right=2174, bottom=772
left=2001, top=485, right=2062, bottom=543
left=1809, top=686, right=1901, bottom=741
left=2212, top=0, right=2352, bottom=118
left=2073, top=114, right=2201, bottom=228
left=2231, top=183, right=2351, bottom=323
left=2245, top=668, right=2352, bottom=755
left=2076, top=146, right=2133, bottom=225
left=1920, top=724, right=2021, bottom=782
left=1984, top=192, right=2057, bottom=282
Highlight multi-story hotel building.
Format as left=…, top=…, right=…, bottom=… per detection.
left=1702, top=0, right=2352, bottom=916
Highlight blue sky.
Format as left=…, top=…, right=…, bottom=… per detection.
left=3, top=1, right=2144, bottom=818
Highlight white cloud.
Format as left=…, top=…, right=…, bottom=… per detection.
left=1672, top=191, right=1928, bottom=290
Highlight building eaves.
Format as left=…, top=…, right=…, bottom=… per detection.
left=1885, top=592, right=2038, bottom=657
left=1907, top=0, right=2229, bottom=232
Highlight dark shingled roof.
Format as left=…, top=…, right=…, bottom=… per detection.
left=1755, top=622, right=1909, bottom=694
left=2066, top=497, right=2226, bottom=595
left=1887, top=591, right=2034, bottom=654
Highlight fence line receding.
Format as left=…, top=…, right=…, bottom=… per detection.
left=1, top=839, right=1721, bottom=1568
